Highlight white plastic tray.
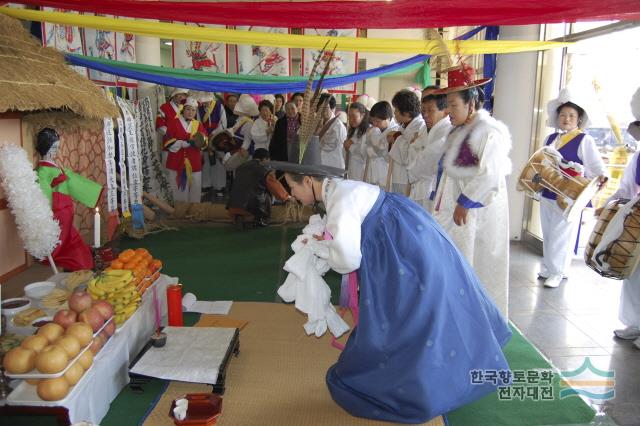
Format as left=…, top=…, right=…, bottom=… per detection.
left=5, top=316, right=113, bottom=379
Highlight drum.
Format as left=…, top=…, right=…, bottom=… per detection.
left=585, top=198, right=640, bottom=279
left=517, top=147, right=600, bottom=222
left=517, top=149, right=549, bottom=193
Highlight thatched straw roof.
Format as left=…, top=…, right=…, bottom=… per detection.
left=0, top=15, right=118, bottom=119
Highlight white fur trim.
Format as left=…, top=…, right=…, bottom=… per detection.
left=631, top=87, right=640, bottom=120
left=443, top=109, right=512, bottom=179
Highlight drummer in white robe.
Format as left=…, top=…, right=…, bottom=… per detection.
left=364, top=101, right=397, bottom=188
left=314, top=94, right=346, bottom=169
left=432, top=64, right=512, bottom=317
left=407, top=92, right=452, bottom=211
left=606, top=87, right=640, bottom=349
left=344, top=102, right=370, bottom=181
left=388, top=89, right=426, bottom=195
left=539, top=89, right=607, bottom=288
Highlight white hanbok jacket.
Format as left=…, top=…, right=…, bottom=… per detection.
left=364, top=123, right=399, bottom=187
left=407, top=117, right=452, bottom=208
left=433, top=109, right=512, bottom=317
left=319, top=115, right=347, bottom=169
left=388, top=115, right=426, bottom=186
left=249, top=117, right=272, bottom=151
left=346, top=130, right=369, bottom=181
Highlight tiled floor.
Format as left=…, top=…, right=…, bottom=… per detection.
left=3, top=241, right=638, bottom=425
left=510, top=243, right=640, bottom=426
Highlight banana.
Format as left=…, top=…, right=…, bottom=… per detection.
left=87, top=278, right=106, bottom=297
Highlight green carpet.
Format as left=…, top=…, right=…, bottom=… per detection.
left=119, top=224, right=343, bottom=304
left=446, top=324, right=595, bottom=425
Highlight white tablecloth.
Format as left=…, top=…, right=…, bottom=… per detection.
left=5, top=274, right=176, bottom=424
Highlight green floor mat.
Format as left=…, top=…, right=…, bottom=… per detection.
left=446, top=324, right=595, bottom=425
left=119, top=224, right=342, bottom=304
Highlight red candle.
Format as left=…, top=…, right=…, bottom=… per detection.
left=166, top=284, right=184, bottom=326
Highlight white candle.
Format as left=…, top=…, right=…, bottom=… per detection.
left=94, top=207, right=100, bottom=248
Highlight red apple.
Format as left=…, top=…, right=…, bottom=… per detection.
left=68, top=291, right=93, bottom=314
left=91, top=300, right=114, bottom=321
left=53, top=309, right=77, bottom=329
left=78, top=307, right=105, bottom=333
left=102, top=320, right=116, bottom=337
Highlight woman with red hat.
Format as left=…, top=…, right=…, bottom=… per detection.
left=432, top=63, right=512, bottom=317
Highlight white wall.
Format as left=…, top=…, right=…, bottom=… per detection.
left=360, top=29, right=426, bottom=101
left=492, top=25, right=541, bottom=241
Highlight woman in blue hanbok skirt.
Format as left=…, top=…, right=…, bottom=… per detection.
left=272, top=161, right=512, bottom=424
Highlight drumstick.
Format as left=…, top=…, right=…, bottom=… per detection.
left=385, top=161, right=394, bottom=192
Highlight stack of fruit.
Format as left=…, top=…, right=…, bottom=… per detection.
left=3, top=295, right=116, bottom=401
left=108, top=248, right=162, bottom=295
left=87, top=270, right=141, bottom=326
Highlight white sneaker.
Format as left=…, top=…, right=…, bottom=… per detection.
left=614, top=326, right=640, bottom=340
left=633, top=337, right=640, bottom=350
left=538, top=271, right=568, bottom=280
left=543, top=274, right=563, bottom=288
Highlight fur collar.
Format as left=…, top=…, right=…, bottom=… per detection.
left=443, top=109, right=512, bottom=179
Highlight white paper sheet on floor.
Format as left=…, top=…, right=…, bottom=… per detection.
left=182, top=292, right=232, bottom=315
left=129, top=326, right=236, bottom=384
left=277, top=214, right=350, bottom=338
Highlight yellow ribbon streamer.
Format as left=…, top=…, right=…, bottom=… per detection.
left=0, top=7, right=571, bottom=55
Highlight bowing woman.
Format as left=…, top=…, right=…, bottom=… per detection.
left=432, top=64, right=512, bottom=318
left=270, top=161, right=511, bottom=424
left=539, top=89, right=606, bottom=289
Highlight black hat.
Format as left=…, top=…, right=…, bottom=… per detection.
left=268, top=161, right=346, bottom=178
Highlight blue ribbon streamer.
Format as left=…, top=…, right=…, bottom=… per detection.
left=483, top=26, right=499, bottom=112
left=65, top=26, right=485, bottom=94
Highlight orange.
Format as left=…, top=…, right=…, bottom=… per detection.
left=118, top=249, right=135, bottom=262
left=110, top=260, right=124, bottom=270
left=123, top=260, right=139, bottom=271
left=135, top=248, right=149, bottom=257
left=151, top=259, right=163, bottom=271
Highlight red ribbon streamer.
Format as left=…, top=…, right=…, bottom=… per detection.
left=11, top=0, right=640, bottom=28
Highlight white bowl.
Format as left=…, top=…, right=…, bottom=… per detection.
left=1, top=297, right=31, bottom=316
left=31, top=316, right=54, bottom=328
left=24, top=281, right=56, bottom=299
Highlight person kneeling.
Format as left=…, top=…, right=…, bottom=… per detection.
left=226, top=148, right=292, bottom=227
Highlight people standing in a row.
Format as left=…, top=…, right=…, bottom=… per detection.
left=315, top=94, right=346, bottom=169
left=344, top=102, right=370, bottom=181
left=365, top=101, right=398, bottom=188
left=407, top=92, right=451, bottom=212
left=389, top=90, right=425, bottom=195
